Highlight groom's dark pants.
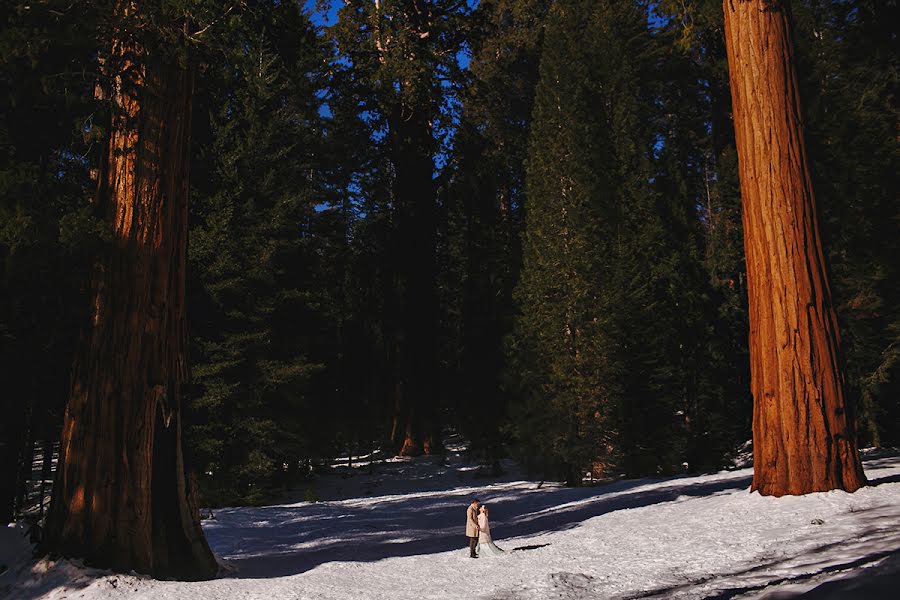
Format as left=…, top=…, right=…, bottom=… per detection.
left=469, top=536, right=478, bottom=557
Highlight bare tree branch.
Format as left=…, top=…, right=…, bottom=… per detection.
left=185, top=2, right=242, bottom=43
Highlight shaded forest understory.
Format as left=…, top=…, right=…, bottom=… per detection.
left=1, top=0, right=897, bottom=523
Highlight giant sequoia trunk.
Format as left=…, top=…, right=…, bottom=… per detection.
left=723, top=0, right=866, bottom=496
left=44, top=4, right=217, bottom=579
left=388, top=102, right=441, bottom=457
left=367, top=1, right=443, bottom=457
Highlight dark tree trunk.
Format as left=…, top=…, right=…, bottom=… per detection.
left=723, top=0, right=866, bottom=496
left=0, top=440, right=15, bottom=524
left=14, top=410, right=33, bottom=519
left=0, top=402, right=26, bottom=523
left=388, top=101, right=441, bottom=456
left=44, top=3, right=217, bottom=579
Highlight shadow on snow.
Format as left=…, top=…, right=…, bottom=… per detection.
left=209, top=471, right=753, bottom=579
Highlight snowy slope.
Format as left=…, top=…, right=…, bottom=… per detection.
left=4, top=446, right=899, bottom=600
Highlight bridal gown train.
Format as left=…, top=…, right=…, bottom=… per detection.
left=476, top=513, right=505, bottom=557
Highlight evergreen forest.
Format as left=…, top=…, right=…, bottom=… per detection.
left=0, top=0, right=896, bottom=568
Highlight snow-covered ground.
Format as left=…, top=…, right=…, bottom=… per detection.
left=3, top=443, right=899, bottom=600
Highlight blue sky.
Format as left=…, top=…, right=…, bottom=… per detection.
left=303, top=0, right=340, bottom=27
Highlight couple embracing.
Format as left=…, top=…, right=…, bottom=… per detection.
left=465, top=498, right=505, bottom=558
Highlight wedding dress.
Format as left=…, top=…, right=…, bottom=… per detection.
left=476, top=513, right=505, bottom=557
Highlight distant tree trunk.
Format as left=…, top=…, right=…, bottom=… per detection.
left=723, top=0, right=866, bottom=496
left=0, top=396, right=28, bottom=522
left=388, top=101, right=441, bottom=457
left=44, top=4, right=217, bottom=579
left=13, top=408, right=33, bottom=518
left=0, top=471, right=12, bottom=524
left=38, top=439, right=54, bottom=522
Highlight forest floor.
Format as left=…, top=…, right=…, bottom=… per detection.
left=3, top=438, right=899, bottom=600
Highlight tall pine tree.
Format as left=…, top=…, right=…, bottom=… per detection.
left=512, top=0, right=712, bottom=482
left=443, top=0, right=550, bottom=464
left=187, top=1, right=330, bottom=506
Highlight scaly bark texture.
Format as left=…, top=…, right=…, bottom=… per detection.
left=45, top=2, right=217, bottom=579
left=723, top=0, right=866, bottom=496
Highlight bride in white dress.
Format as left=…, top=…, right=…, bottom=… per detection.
left=476, top=505, right=505, bottom=557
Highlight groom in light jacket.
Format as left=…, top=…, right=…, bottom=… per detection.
left=466, top=498, right=480, bottom=558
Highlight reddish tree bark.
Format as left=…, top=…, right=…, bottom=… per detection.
left=723, top=0, right=866, bottom=496
left=45, top=2, right=217, bottom=579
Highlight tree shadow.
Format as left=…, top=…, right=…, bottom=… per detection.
left=626, top=505, right=900, bottom=599
left=10, top=451, right=895, bottom=595
left=868, top=472, right=900, bottom=487
left=793, top=551, right=900, bottom=599
left=659, top=548, right=900, bottom=600
left=210, top=471, right=753, bottom=579
left=511, top=544, right=551, bottom=552
left=3, top=563, right=96, bottom=600
left=212, top=448, right=900, bottom=582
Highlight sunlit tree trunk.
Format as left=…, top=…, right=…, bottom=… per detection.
left=45, top=2, right=217, bottom=579
left=723, top=0, right=866, bottom=496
